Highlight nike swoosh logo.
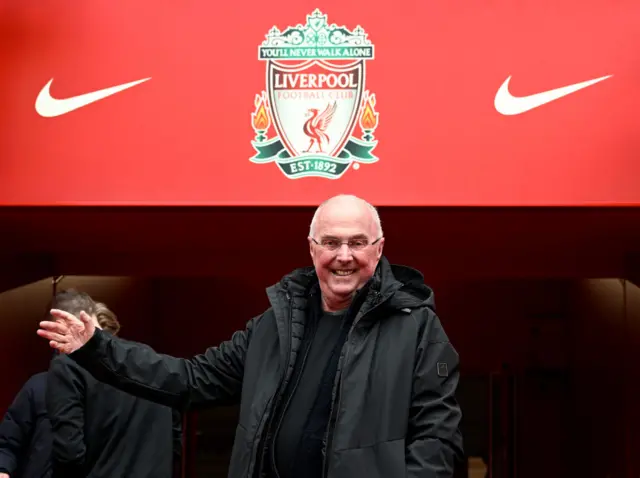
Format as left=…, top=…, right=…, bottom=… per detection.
left=494, top=74, right=612, bottom=115
left=35, top=77, right=151, bottom=117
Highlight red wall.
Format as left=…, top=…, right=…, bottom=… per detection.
left=1, top=2, right=639, bottom=206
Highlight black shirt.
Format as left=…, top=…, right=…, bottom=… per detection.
left=275, top=309, right=347, bottom=478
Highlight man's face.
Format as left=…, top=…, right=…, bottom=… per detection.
left=309, top=200, right=384, bottom=310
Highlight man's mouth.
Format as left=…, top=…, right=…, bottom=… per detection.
left=332, top=269, right=355, bottom=277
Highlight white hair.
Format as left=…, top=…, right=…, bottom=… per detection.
left=309, top=194, right=383, bottom=238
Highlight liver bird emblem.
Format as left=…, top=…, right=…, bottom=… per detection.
left=302, top=101, right=338, bottom=153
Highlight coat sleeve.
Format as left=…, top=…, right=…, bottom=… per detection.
left=46, top=357, right=87, bottom=478
left=0, top=377, right=37, bottom=475
left=406, top=308, right=464, bottom=478
left=68, top=316, right=258, bottom=411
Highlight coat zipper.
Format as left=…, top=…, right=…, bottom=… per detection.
left=253, top=292, right=293, bottom=478
left=270, top=309, right=317, bottom=478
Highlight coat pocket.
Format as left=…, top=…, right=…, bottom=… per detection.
left=331, top=437, right=406, bottom=478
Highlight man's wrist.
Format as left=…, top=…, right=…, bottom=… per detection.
left=69, top=328, right=106, bottom=363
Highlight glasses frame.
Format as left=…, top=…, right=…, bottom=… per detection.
left=310, top=236, right=383, bottom=252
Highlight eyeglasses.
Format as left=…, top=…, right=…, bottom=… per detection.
left=311, top=236, right=382, bottom=252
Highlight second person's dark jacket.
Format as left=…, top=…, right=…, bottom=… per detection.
left=0, top=372, right=51, bottom=478
left=47, top=345, right=182, bottom=478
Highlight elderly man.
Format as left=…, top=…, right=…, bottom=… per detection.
left=37, top=194, right=463, bottom=478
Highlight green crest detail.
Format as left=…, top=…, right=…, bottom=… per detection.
left=250, top=10, right=380, bottom=180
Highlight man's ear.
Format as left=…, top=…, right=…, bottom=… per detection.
left=376, top=237, right=385, bottom=260
left=308, top=236, right=315, bottom=260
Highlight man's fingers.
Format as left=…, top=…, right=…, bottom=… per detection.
left=37, top=328, right=68, bottom=343
left=79, top=311, right=92, bottom=324
left=39, top=320, right=68, bottom=334
left=38, top=329, right=68, bottom=343
left=50, top=309, right=81, bottom=322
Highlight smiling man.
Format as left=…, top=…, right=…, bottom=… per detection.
left=308, top=195, right=384, bottom=312
left=37, top=194, right=463, bottom=478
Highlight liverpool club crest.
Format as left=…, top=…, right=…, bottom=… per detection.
left=250, top=9, right=380, bottom=179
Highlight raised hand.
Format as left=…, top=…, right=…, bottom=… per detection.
left=37, top=309, right=96, bottom=354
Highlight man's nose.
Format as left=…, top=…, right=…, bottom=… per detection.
left=336, top=243, right=353, bottom=261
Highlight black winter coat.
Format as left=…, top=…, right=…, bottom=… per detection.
left=70, top=257, right=464, bottom=478
left=47, top=353, right=183, bottom=478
